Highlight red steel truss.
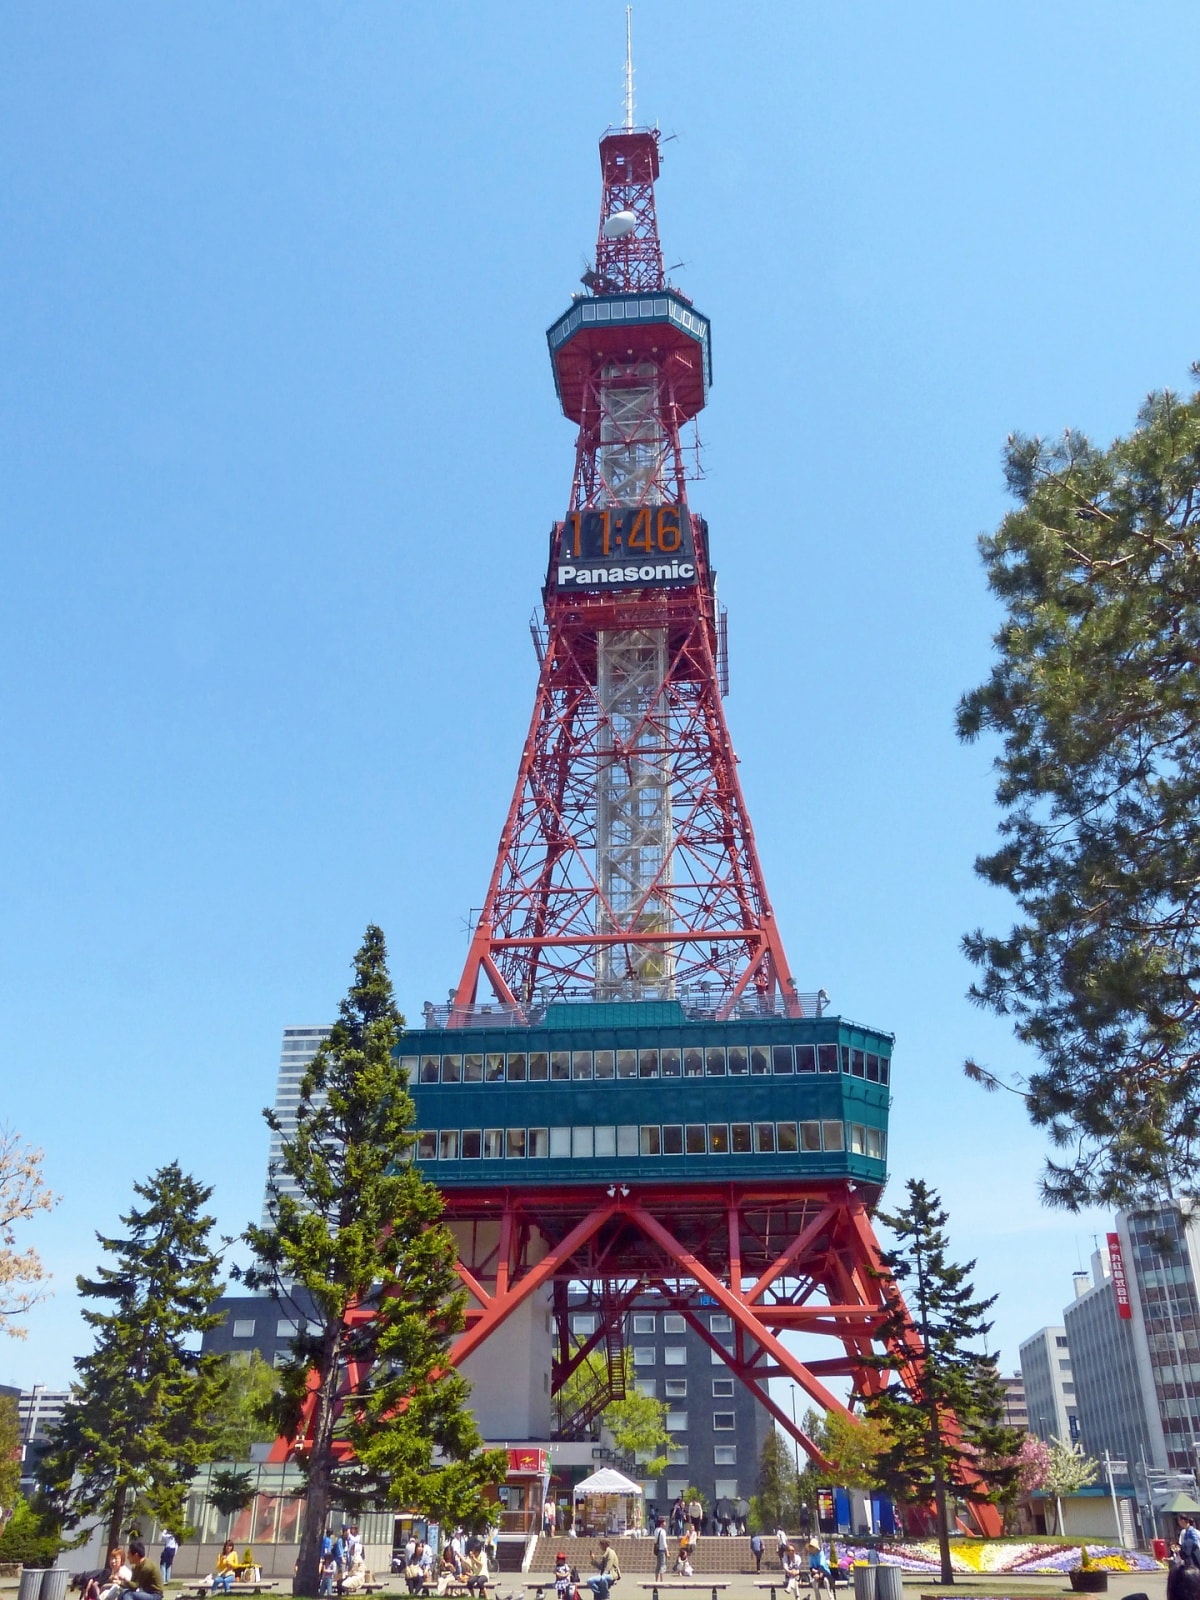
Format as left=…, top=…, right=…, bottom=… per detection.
left=454, top=122, right=799, bottom=1017
left=266, top=114, right=1003, bottom=1539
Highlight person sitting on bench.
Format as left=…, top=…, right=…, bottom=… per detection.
left=586, top=1540, right=620, bottom=1600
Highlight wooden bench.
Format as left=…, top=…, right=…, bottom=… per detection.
left=639, top=1585, right=729, bottom=1600
left=190, top=1584, right=279, bottom=1599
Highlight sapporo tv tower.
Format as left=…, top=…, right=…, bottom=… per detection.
left=291, top=34, right=991, bottom=1504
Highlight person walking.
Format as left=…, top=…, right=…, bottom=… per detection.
left=750, top=1533, right=764, bottom=1574
left=653, top=1520, right=668, bottom=1581
left=159, top=1533, right=178, bottom=1587
left=688, top=1499, right=702, bottom=1538
left=1183, top=1519, right=1200, bottom=1568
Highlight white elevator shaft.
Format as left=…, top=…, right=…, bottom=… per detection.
left=594, top=379, right=675, bottom=1000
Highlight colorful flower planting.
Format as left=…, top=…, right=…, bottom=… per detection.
left=825, top=1541, right=1161, bottom=1575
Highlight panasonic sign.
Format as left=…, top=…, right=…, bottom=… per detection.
left=556, top=561, right=696, bottom=587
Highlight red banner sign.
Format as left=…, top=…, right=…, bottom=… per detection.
left=1107, top=1231, right=1132, bottom=1319
left=507, top=1448, right=548, bottom=1473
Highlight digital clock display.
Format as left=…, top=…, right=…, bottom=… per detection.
left=548, top=504, right=698, bottom=592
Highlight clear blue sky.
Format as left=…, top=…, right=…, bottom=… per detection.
left=3, top=0, right=1198, bottom=1392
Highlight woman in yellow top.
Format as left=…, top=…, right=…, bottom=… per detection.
left=214, top=1541, right=240, bottom=1594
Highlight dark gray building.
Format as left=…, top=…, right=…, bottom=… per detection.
left=568, top=1292, right=773, bottom=1512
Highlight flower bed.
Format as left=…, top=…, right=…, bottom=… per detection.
left=821, top=1541, right=1161, bottom=1575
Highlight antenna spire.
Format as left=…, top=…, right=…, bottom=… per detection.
left=623, top=6, right=635, bottom=129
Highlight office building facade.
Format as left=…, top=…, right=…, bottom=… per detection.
left=1019, top=1326, right=1078, bottom=1442
left=1064, top=1247, right=1154, bottom=1476
left=261, top=1026, right=331, bottom=1226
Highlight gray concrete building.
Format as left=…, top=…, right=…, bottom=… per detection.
left=1019, top=1325, right=1078, bottom=1442
left=1064, top=1246, right=1153, bottom=1477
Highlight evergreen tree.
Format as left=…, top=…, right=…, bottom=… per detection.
left=243, top=926, right=505, bottom=1598
left=958, top=380, right=1200, bottom=1207
left=0, top=1392, right=20, bottom=1516
left=863, top=1181, right=1022, bottom=1585
left=38, top=1164, right=227, bottom=1551
left=754, top=1429, right=797, bottom=1531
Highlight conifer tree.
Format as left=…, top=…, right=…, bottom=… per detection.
left=244, top=926, right=505, bottom=1599
left=38, top=1164, right=227, bottom=1551
left=863, top=1181, right=1022, bottom=1585
left=754, top=1429, right=797, bottom=1532
left=959, top=380, right=1200, bottom=1206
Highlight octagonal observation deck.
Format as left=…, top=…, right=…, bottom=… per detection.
left=547, top=290, right=712, bottom=424
left=399, top=999, right=892, bottom=1193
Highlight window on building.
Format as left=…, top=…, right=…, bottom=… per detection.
left=714, top=1446, right=737, bottom=1465
left=663, top=1125, right=684, bottom=1154
left=549, top=1127, right=571, bottom=1158
left=1058, top=1359, right=1072, bottom=1371
left=573, top=1314, right=597, bottom=1336
left=633, top=1314, right=656, bottom=1334
left=664, top=1346, right=687, bottom=1366
left=666, top=1412, right=688, bottom=1432
left=273, top=1350, right=291, bottom=1368
left=617, top=1125, right=639, bottom=1157
left=528, top=1127, right=549, bottom=1158
left=1056, top=1336, right=1069, bottom=1348
left=665, top=1380, right=687, bottom=1398
left=634, top=1379, right=656, bottom=1398
left=663, top=1314, right=686, bottom=1334
left=461, top=1130, right=482, bottom=1159
left=594, top=1125, right=616, bottom=1157
left=667, top=1448, right=688, bottom=1465
left=710, top=1314, right=733, bottom=1333
left=713, top=1412, right=735, bottom=1430
left=714, top=1478, right=739, bottom=1498
left=276, top=1319, right=298, bottom=1338
left=232, top=1320, right=256, bottom=1338
left=483, top=1128, right=504, bottom=1159
left=667, top=1479, right=689, bottom=1498
left=438, top=1131, right=459, bottom=1161
left=633, top=1347, right=656, bottom=1366
left=712, top=1379, right=734, bottom=1398
left=1063, top=1383, right=1076, bottom=1394
left=711, top=1345, right=731, bottom=1364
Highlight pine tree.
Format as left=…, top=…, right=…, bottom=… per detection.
left=958, top=380, right=1200, bottom=1207
left=38, top=1164, right=227, bottom=1551
left=244, top=926, right=506, bottom=1598
left=754, top=1429, right=797, bottom=1532
left=863, top=1181, right=1021, bottom=1585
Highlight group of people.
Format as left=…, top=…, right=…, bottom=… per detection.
left=318, top=1525, right=370, bottom=1596
left=781, top=1539, right=838, bottom=1596
left=81, top=1539, right=168, bottom=1600
left=554, top=1539, right=620, bottom=1600
left=398, top=1528, right=491, bottom=1598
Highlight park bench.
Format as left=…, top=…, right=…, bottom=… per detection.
left=191, top=1583, right=279, bottom=1599
left=639, top=1584, right=728, bottom=1600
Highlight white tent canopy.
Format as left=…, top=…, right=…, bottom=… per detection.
left=574, top=1468, right=644, bottom=1496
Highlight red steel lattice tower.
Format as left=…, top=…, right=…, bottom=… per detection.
left=272, top=81, right=1001, bottom=1538
left=454, top=117, right=800, bottom=1019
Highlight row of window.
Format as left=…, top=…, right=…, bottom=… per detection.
left=405, top=1043, right=889, bottom=1085
left=630, top=1379, right=735, bottom=1399
left=573, top=1312, right=734, bottom=1336
left=416, top=1120, right=885, bottom=1162
left=231, top=1318, right=320, bottom=1340
left=661, top=1411, right=735, bottom=1431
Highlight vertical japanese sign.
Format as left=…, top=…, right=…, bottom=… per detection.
left=1107, top=1231, right=1132, bottom=1319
